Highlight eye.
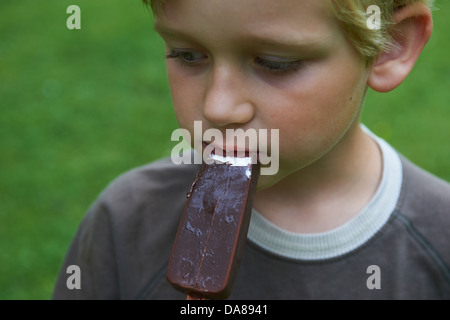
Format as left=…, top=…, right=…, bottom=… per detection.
left=166, top=49, right=208, bottom=66
left=254, top=56, right=304, bottom=75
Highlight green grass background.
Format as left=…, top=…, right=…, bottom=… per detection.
left=0, top=0, right=448, bottom=299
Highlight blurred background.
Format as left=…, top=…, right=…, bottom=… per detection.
left=0, top=0, right=448, bottom=299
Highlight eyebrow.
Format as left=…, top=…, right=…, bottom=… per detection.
left=154, top=23, right=186, bottom=39
left=154, top=23, right=332, bottom=54
left=154, top=23, right=200, bottom=44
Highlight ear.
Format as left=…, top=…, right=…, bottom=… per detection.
left=367, top=3, right=433, bottom=93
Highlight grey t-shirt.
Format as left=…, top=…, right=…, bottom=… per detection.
left=52, top=143, right=450, bottom=299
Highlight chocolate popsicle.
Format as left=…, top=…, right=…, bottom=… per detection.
left=166, top=153, right=260, bottom=299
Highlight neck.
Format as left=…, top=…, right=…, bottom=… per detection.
left=254, top=124, right=383, bottom=233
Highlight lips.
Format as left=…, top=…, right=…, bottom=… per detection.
left=202, top=141, right=253, bottom=158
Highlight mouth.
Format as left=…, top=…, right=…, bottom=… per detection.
left=202, top=142, right=254, bottom=158
left=200, top=141, right=278, bottom=175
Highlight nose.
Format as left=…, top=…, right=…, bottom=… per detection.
left=202, top=63, right=255, bottom=127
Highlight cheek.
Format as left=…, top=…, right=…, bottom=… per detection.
left=269, top=63, right=367, bottom=162
left=166, top=66, right=201, bottom=129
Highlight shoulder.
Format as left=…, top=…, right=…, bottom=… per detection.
left=99, top=157, right=200, bottom=213
left=78, top=156, right=201, bottom=241
left=397, top=156, right=450, bottom=216
left=395, top=156, right=450, bottom=266
left=53, top=158, right=200, bottom=299
left=94, top=157, right=201, bottom=244
left=80, top=156, right=201, bottom=252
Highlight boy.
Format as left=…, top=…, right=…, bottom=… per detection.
left=53, top=0, right=450, bottom=299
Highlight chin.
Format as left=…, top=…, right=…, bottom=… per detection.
left=255, top=169, right=290, bottom=191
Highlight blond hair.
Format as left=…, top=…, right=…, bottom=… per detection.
left=141, top=0, right=433, bottom=60
left=329, top=0, right=434, bottom=60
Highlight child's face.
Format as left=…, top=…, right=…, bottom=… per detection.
left=155, top=0, right=371, bottom=188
